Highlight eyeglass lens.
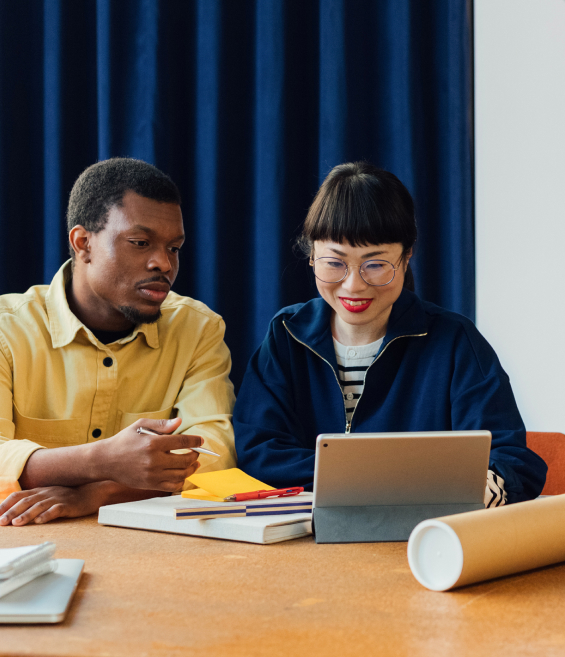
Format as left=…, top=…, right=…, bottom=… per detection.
left=313, top=257, right=395, bottom=286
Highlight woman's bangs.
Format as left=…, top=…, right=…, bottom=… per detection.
left=313, top=195, right=405, bottom=248
left=299, top=163, right=417, bottom=257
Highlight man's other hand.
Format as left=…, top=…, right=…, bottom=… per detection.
left=0, top=484, right=104, bottom=526
left=96, top=417, right=203, bottom=492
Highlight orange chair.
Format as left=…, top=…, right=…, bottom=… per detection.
left=526, top=432, right=565, bottom=495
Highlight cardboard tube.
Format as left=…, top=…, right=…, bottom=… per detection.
left=407, top=494, right=565, bottom=591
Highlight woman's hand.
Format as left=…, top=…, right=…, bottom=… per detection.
left=0, top=482, right=110, bottom=526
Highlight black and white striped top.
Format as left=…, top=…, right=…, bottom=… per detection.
left=332, top=337, right=507, bottom=508
left=485, top=470, right=507, bottom=507
left=333, top=337, right=383, bottom=424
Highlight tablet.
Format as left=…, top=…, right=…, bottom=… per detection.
left=0, top=559, right=84, bottom=624
left=313, top=431, right=491, bottom=542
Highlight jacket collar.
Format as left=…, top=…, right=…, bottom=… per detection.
left=382, top=288, right=428, bottom=343
left=283, top=288, right=427, bottom=365
left=46, top=260, right=160, bottom=350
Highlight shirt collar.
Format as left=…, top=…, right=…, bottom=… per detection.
left=45, top=260, right=160, bottom=350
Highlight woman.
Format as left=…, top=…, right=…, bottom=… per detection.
left=233, top=162, right=546, bottom=505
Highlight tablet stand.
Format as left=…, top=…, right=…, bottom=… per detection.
left=313, top=503, right=485, bottom=543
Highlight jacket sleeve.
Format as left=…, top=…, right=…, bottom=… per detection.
left=0, top=335, right=45, bottom=497
left=450, top=323, right=547, bottom=503
left=233, top=320, right=316, bottom=489
left=172, top=317, right=237, bottom=486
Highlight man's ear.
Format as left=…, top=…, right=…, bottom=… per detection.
left=69, top=226, right=92, bottom=263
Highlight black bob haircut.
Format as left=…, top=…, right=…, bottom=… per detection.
left=296, top=161, right=417, bottom=290
left=66, top=157, right=181, bottom=238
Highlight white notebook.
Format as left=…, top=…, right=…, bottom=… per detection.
left=98, top=495, right=312, bottom=544
left=0, top=559, right=84, bottom=624
left=0, top=543, right=56, bottom=579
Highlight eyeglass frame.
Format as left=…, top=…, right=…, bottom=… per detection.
left=309, top=256, right=401, bottom=287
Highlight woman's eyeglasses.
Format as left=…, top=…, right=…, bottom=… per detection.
left=311, top=257, right=398, bottom=286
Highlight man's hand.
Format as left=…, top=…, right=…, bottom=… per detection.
left=0, top=480, right=171, bottom=527
left=18, top=417, right=203, bottom=491
left=0, top=483, right=106, bottom=526
left=94, top=417, right=203, bottom=491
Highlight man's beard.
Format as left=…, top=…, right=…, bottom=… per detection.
left=118, top=305, right=162, bottom=325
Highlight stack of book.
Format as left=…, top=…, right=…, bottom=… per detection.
left=99, top=493, right=313, bottom=544
left=0, top=542, right=57, bottom=599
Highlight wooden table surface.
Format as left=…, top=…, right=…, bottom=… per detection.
left=1, top=515, right=565, bottom=657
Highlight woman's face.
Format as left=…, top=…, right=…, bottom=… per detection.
left=311, top=241, right=410, bottom=339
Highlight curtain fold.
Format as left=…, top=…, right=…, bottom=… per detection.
left=0, top=0, right=473, bottom=389
left=43, top=0, right=63, bottom=281
left=194, top=0, right=221, bottom=310
left=252, top=0, right=285, bottom=348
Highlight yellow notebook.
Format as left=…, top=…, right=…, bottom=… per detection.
left=181, top=488, right=224, bottom=503
left=181, top=468, right=275, bottom=502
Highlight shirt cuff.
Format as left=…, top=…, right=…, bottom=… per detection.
left=0, top=439, right=46, bottom=498
left=485, top=469, right=507, bottom=508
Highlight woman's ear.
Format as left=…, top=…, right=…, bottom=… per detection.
left=403, top=248, right=413, bottom=270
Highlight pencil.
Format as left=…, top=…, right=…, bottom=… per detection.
left=136, top=426, right=220, bottom=457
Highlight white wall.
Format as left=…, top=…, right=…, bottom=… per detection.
left=475, top=0, right=565, bottom=432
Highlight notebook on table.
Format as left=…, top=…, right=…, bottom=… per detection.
left=0, top=543, right=56, bottom=581
left=0, top=543, right=59, bottom=601
left=0, top=559, right=84, bottom=624
left=99, top=494, right=312, bottom=545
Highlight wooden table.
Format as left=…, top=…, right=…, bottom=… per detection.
left=1, top=515, right=565, bottom=657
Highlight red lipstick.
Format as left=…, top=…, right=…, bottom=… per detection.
left=339, top=297, right=373, bottom=313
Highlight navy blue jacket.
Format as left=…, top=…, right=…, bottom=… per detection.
left=233, top=289, right=547, bottom=503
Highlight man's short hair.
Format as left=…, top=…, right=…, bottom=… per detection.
left=66, top=158, right=182, bottom=238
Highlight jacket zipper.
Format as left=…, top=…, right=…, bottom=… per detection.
left=284, top=321, right=427, bottom=434
left=346, top=332, right=427, bottom=432
left=283, top=322, right=349, bottom=430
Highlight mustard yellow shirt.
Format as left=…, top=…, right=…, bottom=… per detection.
left=0, top=261, right=236, bottom=496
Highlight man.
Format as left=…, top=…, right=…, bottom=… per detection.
left=0, top=158, right=236, bottom=526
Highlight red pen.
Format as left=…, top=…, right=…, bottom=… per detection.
left=223, top=487, right=304, bottom=502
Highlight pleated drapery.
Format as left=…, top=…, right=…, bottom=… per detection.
left=0, top=0, right=474, bottom=388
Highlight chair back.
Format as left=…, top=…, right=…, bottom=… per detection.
left=526, top=432, right=565, bottom=495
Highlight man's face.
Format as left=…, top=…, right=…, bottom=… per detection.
left=81, top=191, right=184, bottom=326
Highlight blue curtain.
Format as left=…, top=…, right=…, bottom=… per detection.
left=0, top=0, right=474, bottom=389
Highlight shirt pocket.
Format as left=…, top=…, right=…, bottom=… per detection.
left=115, top=406, right=175, bottom=433
left=13, top=405, right=81, bottom=448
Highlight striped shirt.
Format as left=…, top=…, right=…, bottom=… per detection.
left=333, top=337, right=383, bottom=424
left=332, top=337, right=507, bottom=508
left=485, top=470, right=507, bottom=507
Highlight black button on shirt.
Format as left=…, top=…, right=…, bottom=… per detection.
left=92, top=429, right=102, bottom=438
left=103, top=357, right=113, bottom=367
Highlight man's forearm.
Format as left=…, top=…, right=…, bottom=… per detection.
left=81, top=480, right=170, bottom=507
left=18, top=418, right=200, bottom=492
left=0, top=480, right=170, bottom=527
left=19, top=441, right=108, bottom=489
